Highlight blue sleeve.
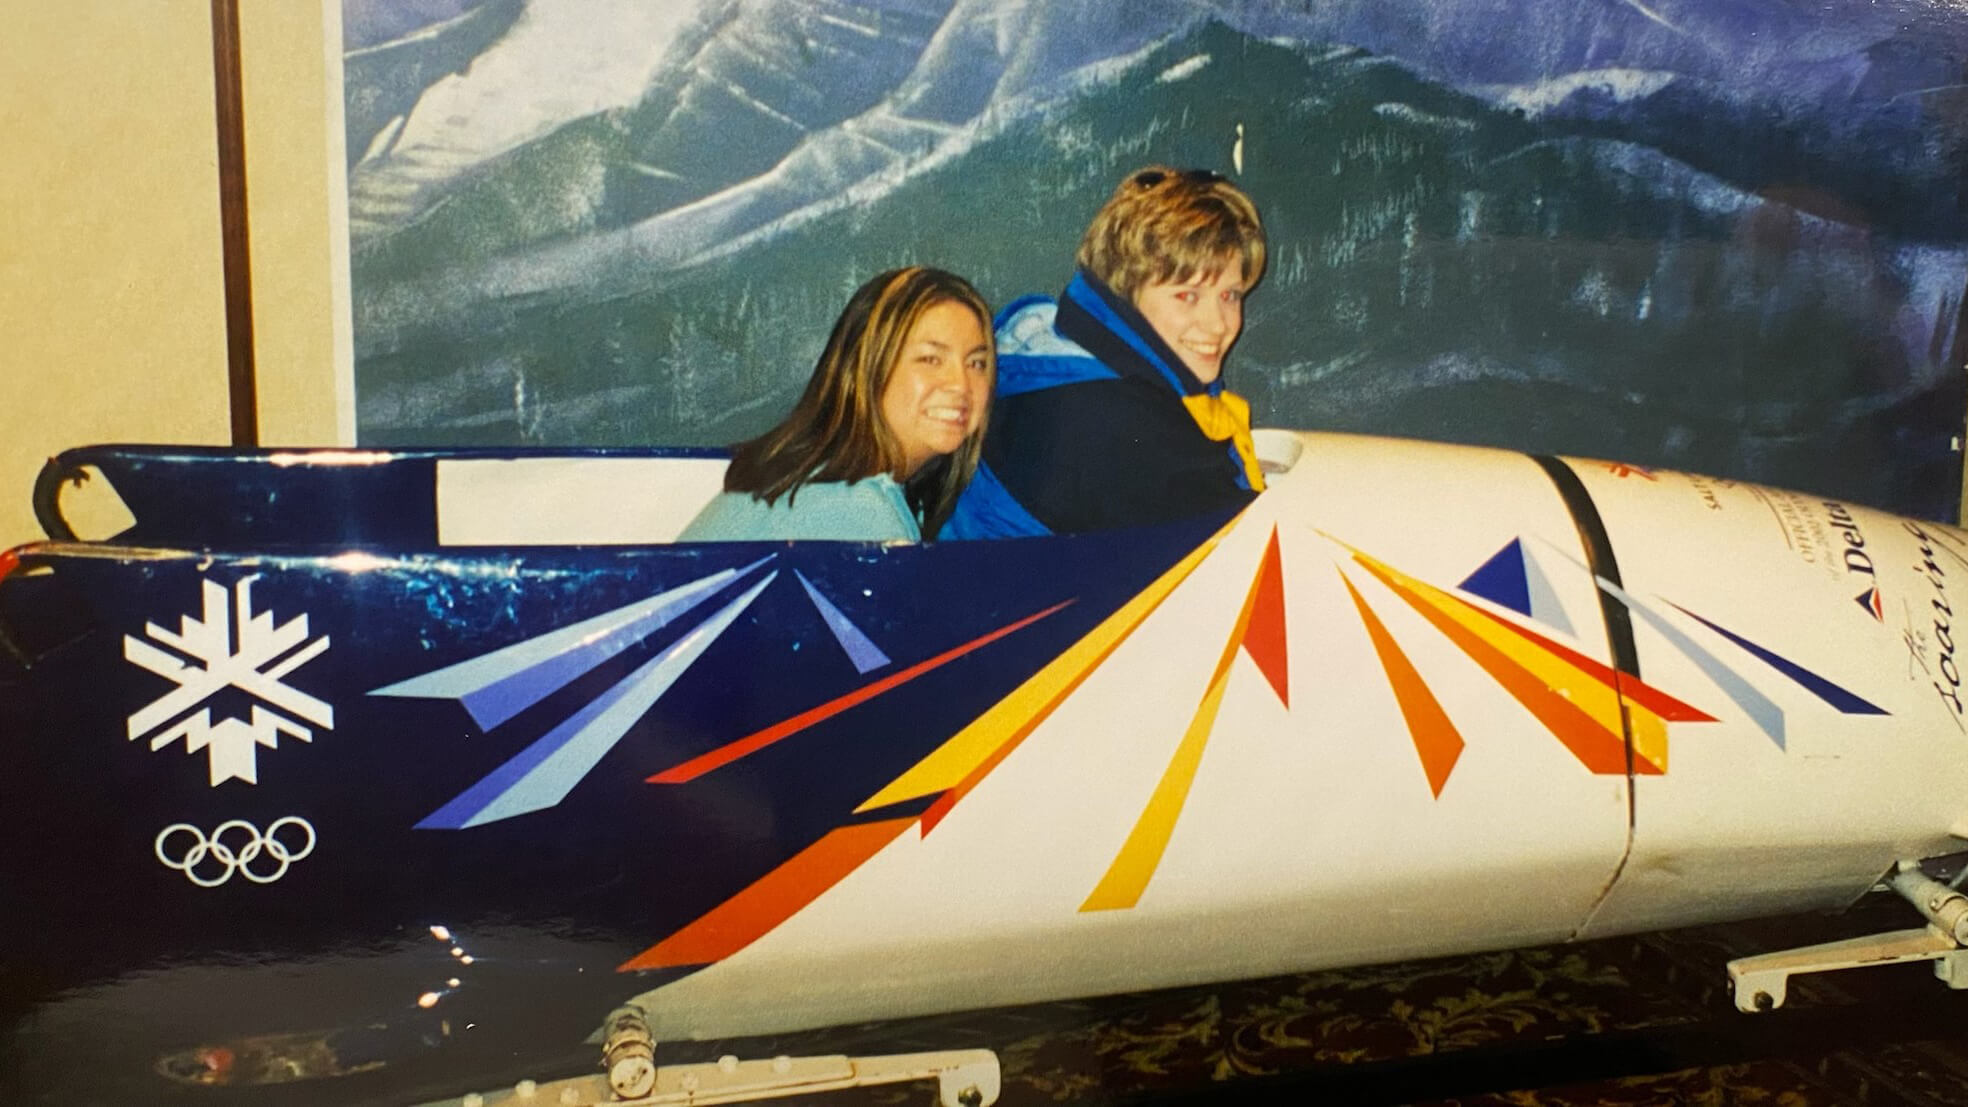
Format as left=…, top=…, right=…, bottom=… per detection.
left=943, top=461, right=1053, bottom=540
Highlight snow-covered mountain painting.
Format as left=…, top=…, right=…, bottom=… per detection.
left=341, top=0, right=1968, bottom=520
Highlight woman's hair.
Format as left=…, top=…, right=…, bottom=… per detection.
left=1075, top=166, right=1267, bottom=300
left=723, top=266, right=994, bottom=537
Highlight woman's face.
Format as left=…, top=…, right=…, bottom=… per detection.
left=1132, top=260, right=1246, bottom=385
left=880, top=299, right=991, bottom=478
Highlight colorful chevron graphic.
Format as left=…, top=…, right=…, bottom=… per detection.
left=1336, top=533, right=1891, bottom=786
left=1526, top=537, right=1891, bottom=749
left=383, top=513, right=1895, bottom=980
left=1081, top=527, right=1289, bottom=912
left=372, top=553, right=989, bottom=829
left=623, top=522, right=1898, bottom=971
left=1333, top=538, right=1712, bottom=780
left=1460, top=537, right=1574, bottom=637
left=623, top=516, right=1263, bottom=969
left=644, top=599, right=1075, bottom=785
left=795, top=570, right=891, bottom=674
left=371, top=556, right=773, bottom=732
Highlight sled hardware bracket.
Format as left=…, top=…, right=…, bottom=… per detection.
left=1727, top=926, right=1968, bottom=1012
left=1728, top=863, right=1968, bottom=1013
left=427, top=1034, right=999, bottom=1107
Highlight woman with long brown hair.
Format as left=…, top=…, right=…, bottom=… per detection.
left=680, top=267, right=995, bottom=542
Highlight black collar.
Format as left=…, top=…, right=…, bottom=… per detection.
left=1054, top=270, right=1215, bottom=397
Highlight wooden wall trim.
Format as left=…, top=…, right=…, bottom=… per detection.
left=210, top=0, right=257, bottom=447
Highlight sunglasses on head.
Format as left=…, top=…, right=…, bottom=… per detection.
left=1130, top=168, right=1226, bottom=189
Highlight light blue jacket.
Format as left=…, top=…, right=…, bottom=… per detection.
left=678, top=475, right=920, bottom=542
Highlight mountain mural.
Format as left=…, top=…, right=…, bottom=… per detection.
left=341, top=0, right=1968, bottom=520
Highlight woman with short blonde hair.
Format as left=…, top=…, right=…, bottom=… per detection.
left=945, top=167, right=1267, bottom=538
left=1076, top=167, right=1267, bottom=302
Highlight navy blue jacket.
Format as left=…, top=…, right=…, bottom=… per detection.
left=945, top=271, right=1257, bottom=538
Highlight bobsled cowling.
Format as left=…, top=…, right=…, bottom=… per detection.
left=2, top=429, right=1964, bottom=1099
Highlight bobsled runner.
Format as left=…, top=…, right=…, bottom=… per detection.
left=4, top=429, right=1968, bottom=1105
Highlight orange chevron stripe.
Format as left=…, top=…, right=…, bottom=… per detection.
left=1349, top=550, right=1629, bottom=775
left=1340, top=570, right=1465, bottom=796
left=1241, top=528, right=1289, bottom=705
left=618, top=818, right=915, bottom=971
left=648, top=601, right=1072, bottom=784
left=1463, top=599, right=1713, bottom=724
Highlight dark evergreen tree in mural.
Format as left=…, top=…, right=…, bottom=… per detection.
left=341, top=0, right=1968, bottom=520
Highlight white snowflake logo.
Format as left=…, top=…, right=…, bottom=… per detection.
left=124, top=575, right=333, bottom=785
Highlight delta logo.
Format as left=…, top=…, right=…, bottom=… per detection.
left=1855, top=586, right=1884, bottom=622
left=1825, top=501, right=1884, bottom=622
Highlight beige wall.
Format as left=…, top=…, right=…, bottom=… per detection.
left=1, top=4, right=230, bottom=547
left=242, top=0, right=351, bottom=450
left=0, top=1, right=345, bottom=549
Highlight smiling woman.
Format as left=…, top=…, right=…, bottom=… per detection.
left=881, top=300, right=992, bottom=476
left=1133, top=266, right=1247, bottom=385
left=678, top=267, right=995, bottom=543
left=946, top=166, right=1268, bottom=539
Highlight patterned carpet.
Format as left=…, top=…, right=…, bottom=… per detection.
left=704, top=892, right=1968, bottom=1107
left=170, top=893, right=1968, bottom=1105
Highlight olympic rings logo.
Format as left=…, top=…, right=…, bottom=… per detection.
left=154, top=817, right=317, bottom=888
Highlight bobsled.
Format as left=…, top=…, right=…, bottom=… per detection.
left=5, top=429, right=1968, bottom=1106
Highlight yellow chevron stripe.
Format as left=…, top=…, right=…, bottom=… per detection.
left=855, top=520, right=1238, bottom=813
left=1626, top=701, right=1669, bottom=773
left=1349, top=548, right=1625, bottom=737
left=1080, top=532, right=1277, bottom=911
left=1080, top=656, right=1233, bottom=911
